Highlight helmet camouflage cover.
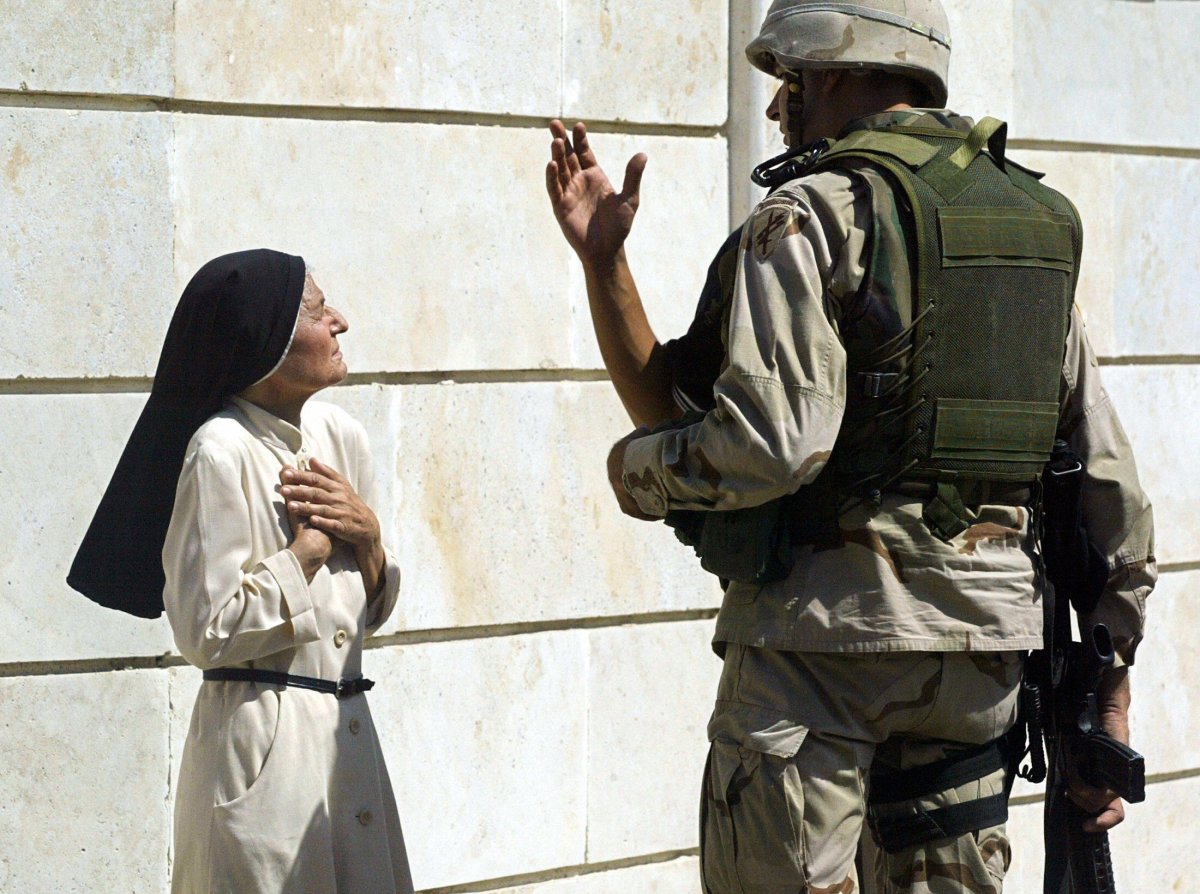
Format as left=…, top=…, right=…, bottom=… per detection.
left=747, top=0, right=952, bottom=107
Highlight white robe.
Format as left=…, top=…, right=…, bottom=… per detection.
left=164, top=396, right=413, bottom=894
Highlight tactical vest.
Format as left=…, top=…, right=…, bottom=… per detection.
left=798, top=115, right=1081, bottom=542
left=666, top=115, right=1082, bottom=581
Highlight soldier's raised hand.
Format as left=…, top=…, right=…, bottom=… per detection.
left=546, top=119, right=647, bottom=267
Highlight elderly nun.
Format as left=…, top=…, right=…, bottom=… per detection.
left=69, top=249, right=414, bottom=893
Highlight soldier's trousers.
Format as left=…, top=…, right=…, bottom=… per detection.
left=700, top=646, right=1023, bottom=894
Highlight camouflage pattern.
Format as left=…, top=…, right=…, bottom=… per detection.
left=702, top=646, right=1021, bottom=893
left=746, top=0, right=953, bottom=107
left=623, top=110, right=1155, bottom=662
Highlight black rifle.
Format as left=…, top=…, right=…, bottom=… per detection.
left=1021, top=441, right=1145, bottom=894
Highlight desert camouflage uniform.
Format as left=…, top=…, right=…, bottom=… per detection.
left=620, top=111, right=1156, bottom=892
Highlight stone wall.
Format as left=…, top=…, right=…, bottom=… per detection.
left=1, top=1, right=1195, bottom=891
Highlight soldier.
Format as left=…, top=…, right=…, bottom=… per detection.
left=545, top=1, right=1155, bottom=892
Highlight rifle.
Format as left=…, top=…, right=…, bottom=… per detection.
left=1021, top=441, right=1145, bottom=894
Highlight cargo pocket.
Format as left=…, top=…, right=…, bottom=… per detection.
left=701, top=735, right=807, bottom=893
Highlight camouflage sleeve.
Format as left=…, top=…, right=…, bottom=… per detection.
left=621, top=172, right=867, bottom=516
left=1058, top=306, right=1156, bottom=664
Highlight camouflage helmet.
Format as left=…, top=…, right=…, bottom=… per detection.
left=746, top=0, right=952, bottom=108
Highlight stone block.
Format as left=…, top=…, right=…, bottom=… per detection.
left=585, top=620, right=722, bottom=862
left=943, top=0, right=1015, bottom=124
left=0, top=108, right=174, bottom=379
left=1008, top=776, right=1200, bottom=892
left=1111, top=154, right=1200, bottom=357
left=1012, top=0, right=1200, bottom=150
left=0, top=670, right=170, bottom=892
left=0, top=0, right=173, bottom=96
left=1128, top=569, right=1199, bottom=776
left=1102, top=366, right=1198, bottom=566
left=362, top=634, right=589, bottom=889
left=0, top=394, right=175, bottom=663
left=173, top=115, right=726, bottom=374
left=490, top=857, right=700, bottom=893
left=382, top=381, right=722, bottom=634
left=563, top=0, right=728, bottom=126
left=1109, top=775, right=1200, bottom=892
left=174, top=0, right=559, bottom=116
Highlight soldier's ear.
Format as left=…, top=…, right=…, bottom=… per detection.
left=820, top=70, right=848, bottom=96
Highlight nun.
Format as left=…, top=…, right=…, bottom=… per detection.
left=69, top=249, right=414, bottom=893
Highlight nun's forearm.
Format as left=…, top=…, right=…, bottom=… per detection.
left=354, top=538, right=386, bottom=598
left=288, top=529, right=333, bottom=582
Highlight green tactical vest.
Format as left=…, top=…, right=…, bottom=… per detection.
left=801, top=115, right=1081, bottom=539
left=667, top=115, right=1082, bottom=582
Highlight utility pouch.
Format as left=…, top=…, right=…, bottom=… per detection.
left=666, top=501, right=792, bottom=586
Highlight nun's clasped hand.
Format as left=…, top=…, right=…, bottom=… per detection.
left=280, top=457, right=381, bottom=549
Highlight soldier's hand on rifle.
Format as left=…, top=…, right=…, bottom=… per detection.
left=606, top=428, right=660, bottom=521
left=545, top=119, right=647, bottom=267
left=1066, top=667, right=1132, bottom=833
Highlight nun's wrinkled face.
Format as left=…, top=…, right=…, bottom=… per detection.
left=271, top=274, right=349, bottom=397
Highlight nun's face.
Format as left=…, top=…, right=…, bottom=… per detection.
left=271, top=274, right=349, bottom=397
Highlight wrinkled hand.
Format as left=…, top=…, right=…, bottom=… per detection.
left=1066, top=667, right=1131, bottom=833
left=545, top=119, right=647, bottom=266
left=280, top=458, right=381, bottom=550
left=606, top=428, right=660, bottom=521
left=279, top=465, right=333, bottom=580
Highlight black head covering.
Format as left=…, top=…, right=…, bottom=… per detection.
left=68, top=249, right=306, bottom=618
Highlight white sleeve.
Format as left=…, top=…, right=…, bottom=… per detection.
left=163, top=442, right=322, bottom=669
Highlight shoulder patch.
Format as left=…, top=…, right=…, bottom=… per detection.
left=749, top=203, right=801, bottom=261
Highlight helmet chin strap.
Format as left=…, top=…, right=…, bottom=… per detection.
left=781, top=71, right=808, bottom=146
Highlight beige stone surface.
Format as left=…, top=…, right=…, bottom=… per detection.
left=0, top=0, right=173, bottom=96
left=363, top=634, right=589, bottom=889
left=0, top=393, right=175, bottom=663
left=174, top=0, right=560, bottom=115
left=1128, top=569, right=1197, bottom=776
left=1008, top=776, right=1200, bottom=892
left=0, top=670, right=170, bottom=892
left=563, top=0, right=727, bottom=126
left=489, top=856, right=700, bottom=893
left=1110, top=154, right=1200, bottom=357
left=173, top=115, right=726, bottom=374
left=0, top=108, right=174, bottom=379
left=1012, top=0, right=1200, bottom=149
left=943, top=0, right=1014, bottom=124
left=1102, top=366, right=1196, bottom=566
left=585, top=619, right=720, bottom=862
left=382, top=380, right=722, bottom=634
left=727, top=0, right=781, bottom=228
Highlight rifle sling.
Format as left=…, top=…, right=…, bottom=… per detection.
left=869, top=736, right=1012, bottom=804
left=867, top=726, right=1022, bottom=853
left=870, top=793, right=1010, bottom=854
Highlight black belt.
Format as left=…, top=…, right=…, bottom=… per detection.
left=202, top=668, right=375, bottom=699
